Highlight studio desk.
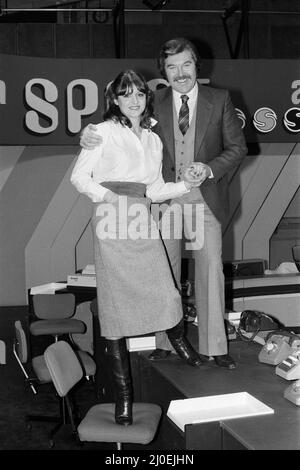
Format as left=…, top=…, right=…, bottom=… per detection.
left=27, top=274, right=300, bottom=450
left=136, top=326, right=300, bottom=451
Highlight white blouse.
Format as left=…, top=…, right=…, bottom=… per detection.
left=70, top=120, right=189, bottom=203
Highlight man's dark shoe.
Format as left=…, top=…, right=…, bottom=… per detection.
left=213, top=354, right=236, bottom=369
left=148, top=348, right=172, bottom=361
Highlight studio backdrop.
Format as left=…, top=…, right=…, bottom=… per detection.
left=0, top=55, right=299, bottom=306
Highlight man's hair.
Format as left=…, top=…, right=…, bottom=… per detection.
left=103, top=69, right=154, bottom=129
left=158, top=37, right=201, bottom=79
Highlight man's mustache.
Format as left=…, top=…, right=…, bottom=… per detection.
left=174, top=75, right=191, bottom=82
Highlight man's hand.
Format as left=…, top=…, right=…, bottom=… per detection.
left=80, top=123, right=102, bottom=150
left=184, top=163, right=212, bottom=186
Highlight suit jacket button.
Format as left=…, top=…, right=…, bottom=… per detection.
left=171, top=167, right=175, bottom=171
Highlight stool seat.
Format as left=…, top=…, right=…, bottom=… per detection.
left=77, top=402, right=162, bottom=445
left=30, top=319, right=86, bottom=336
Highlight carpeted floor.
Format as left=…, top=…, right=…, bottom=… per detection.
left=0, top=306, right=121, bottom=451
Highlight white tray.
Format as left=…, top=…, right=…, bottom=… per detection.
left=167, top=392, right=274, bottom=432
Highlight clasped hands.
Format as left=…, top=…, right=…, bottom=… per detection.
left=183, top=163, right=211, bottom=189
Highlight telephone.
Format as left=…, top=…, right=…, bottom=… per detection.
left=284, top=379, right=300, bottom=406
left=258, top=330, right=300, bottom=365
left=276, top=348, right=300, bottom=380
left=237, top=310, right=281, bottom=342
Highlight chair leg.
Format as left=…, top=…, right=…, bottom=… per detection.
left=48, top=397, right=67, bottom=443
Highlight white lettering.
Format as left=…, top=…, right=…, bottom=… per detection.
left=0, top=80, right=6, bottom=104
left=291, top=80, right=300, bottom=105
left=25, top=78, right=58, bottom=133
left=67, top=79, right=98, bottom=133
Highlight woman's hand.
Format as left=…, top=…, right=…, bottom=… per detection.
left=103, top=190, right=119, bottom=203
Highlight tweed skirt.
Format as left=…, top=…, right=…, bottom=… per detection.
left=91, top=185, right=182, bottom=338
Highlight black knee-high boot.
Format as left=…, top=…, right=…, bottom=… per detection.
left=106, top=338, right=133, bottom=425
left=166, top=319, right=203, bottom=368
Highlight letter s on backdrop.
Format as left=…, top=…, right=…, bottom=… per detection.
left=25, top=79, right=58, bottom=134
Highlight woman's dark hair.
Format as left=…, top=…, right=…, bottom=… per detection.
left=158, top=37, right=201, bottom=79
left=103, top=70, right=154, bottom=129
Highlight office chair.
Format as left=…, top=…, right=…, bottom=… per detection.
left=44, top=341, right=162, bottom=450
left=14, top=320, right=97, bottom=442
left=30, top=293, right=86, bottom=344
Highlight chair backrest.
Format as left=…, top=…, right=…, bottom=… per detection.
left=14, top=320, right=28, bottom=363
left=70, top=301, right=94, bottom=355
left=13, top=320, right=39, bottom=394
left=32, top=293, right=76, bottom=320
left=44, top=341, right=83, bottom=397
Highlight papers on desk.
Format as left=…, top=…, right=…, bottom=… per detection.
left=30, top=283, right=67, bottom=295
left=265, top=262, right=299, bottom=275
left=194, top=311, right=242, bottom=327
left=225, top=310, right=242, bottom=327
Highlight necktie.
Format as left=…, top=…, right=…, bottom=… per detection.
left=178, top=94, right=189, bottom=135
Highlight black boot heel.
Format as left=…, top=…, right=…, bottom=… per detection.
left=167, top=319, right=203, bottom=368
left=106, top=338, right=133, bottom=425
left=115, top=395, right=133, bottom=426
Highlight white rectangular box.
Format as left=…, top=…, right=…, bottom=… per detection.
left=126, top=335, right=156, bottom=352
left=67, top=275, right=96, bottom=287
left=167, top=392, right=274, bottom=432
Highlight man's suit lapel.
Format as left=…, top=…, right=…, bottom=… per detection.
left=155, top=87, right=175, bottom=161
left=194, top=83, right=213, bottom=159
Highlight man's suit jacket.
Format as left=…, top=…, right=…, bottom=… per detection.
left=153, top=83, right=248, bottom=227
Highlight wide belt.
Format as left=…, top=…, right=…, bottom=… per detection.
left=101, top=181, right=146, bottom=198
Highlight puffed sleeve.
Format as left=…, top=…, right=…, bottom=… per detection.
left=146, top=137, right=190, bottom=202
left=70, top=123, right=110, bottom=202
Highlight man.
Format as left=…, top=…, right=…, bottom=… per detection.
left=80, top=38, right=247, bottom=370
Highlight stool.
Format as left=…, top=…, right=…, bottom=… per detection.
left=44, top=341, right=162, bottom=449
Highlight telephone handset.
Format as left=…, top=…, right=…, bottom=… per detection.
left=239, top=310, right=280, bottom=333
left=258, top=330, right=300, bottom=365
left=237, top=310, right=281, bottom=343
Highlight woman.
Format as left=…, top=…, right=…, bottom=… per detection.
left=71, top=70, right=202, bottom=426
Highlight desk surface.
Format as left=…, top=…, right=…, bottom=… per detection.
left=142, top=326, right=300, bottom=450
